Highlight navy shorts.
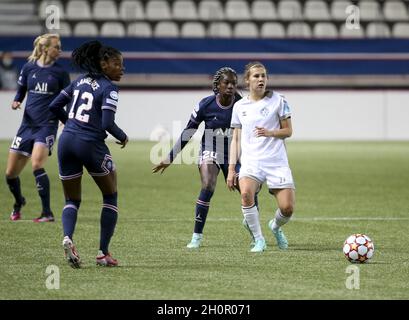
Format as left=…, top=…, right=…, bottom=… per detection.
left=58, top=131, right=116, bottom=180
left=10, top=125, right=57, bottom=157
left=198, top=149, right=241, bottom=181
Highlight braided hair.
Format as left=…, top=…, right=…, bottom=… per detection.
left=212, top=67, right=238, bottom=95
left=71, top=40, right=121, bottom=77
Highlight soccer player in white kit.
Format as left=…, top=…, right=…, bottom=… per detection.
left=227, top=61, right=295, bottom=253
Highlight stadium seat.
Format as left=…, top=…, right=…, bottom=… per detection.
left=73, top=21, right=98, bottom=36
left=119, top=0, right=145, bottom=20
left=260, top=22, right=285, bottom=38
left=39, top=0, right=65, bottom=19
left=304, top=0, right=330, bottom=21
left=180, top=22, right=206, bottom=38
left=154, top=21, right=179, bottom=37
left=208, top=22, right=232, bottom=37
left=233, top=22, right=258, bottom=38
left=331, top=0, right=353, bottom=21
left=366, top=22, right=391, bottom=38
left=100, top=22, right=125, bottom=37
left=146, top=0, right=172, bottom=20
left=392, top=22, right=409, bottom=37
left=93, top=0, right=118, bottom=20
left=225, top=0, right=251, bottom=21
left=251, top=1, right=276, bottom=21
left=277, top=0, right=303, bottom=21
left=198, top=0, right=225, bottom=20
left=313, top=22, right=338, bottom=38
left=173, top=0, right=197, bottom=20
left=287, top=22, right=312, bottom=38
left=339, top=24, right=365, bottom=38
left=66, top=0, right=92, bottom=20
left=383, top=1, right=409, bottom=21
left=358, top=0, right=383, bottom=21
left=127, top=22, right=152, bottom=37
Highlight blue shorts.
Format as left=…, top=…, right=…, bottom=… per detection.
left=10, top=125, right=57, bottom=157
left=58, top=131, right=116, bottom=180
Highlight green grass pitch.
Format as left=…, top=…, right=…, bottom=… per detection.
left=0, top=140, right=408, bottom=300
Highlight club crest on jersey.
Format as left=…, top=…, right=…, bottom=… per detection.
left=260, top=107, right=269, bottom=117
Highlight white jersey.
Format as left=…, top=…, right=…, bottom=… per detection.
left=230, top=91, right=291, bottom=166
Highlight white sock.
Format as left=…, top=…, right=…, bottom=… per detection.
left=271, top=209, right=291, bottom=231
left=242, top=205, right=263, bottom=241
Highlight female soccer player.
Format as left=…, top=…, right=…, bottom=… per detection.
left=227, top=61, right=296, bottom=253
left=152, top=67, right=242, bottom=249
left=6, top=33, right=70, bottom=222
left=49, top=41, right=128, bottom=268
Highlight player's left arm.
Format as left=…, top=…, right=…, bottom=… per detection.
left=255, top=117, right=292, bottom=139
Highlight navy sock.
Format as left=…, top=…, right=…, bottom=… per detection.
left=33, top=168, right=52, bottom=215
left=100, top=193, right=118, bottom=255
left=62, top=200, right=80, bottom=240
left=6, top=176, right=25, bottom=209
left=194, top=189, right=214, bottom=234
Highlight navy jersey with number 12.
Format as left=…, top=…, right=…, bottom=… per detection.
left=61, top=75, right=119, bottom=141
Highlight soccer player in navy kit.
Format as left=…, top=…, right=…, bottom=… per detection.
left=49, top=41, right=128, bottom=268
left=153, top=67, right=242, bottom=249
left=6, top=33, right=70, bottom=222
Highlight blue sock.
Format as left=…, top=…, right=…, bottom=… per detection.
left=100, top=193, right=118, bottom=255
left=62, top=200, right=80, bottom=240
left=33, top=168, right=52, bottom=215
left=194, top=189, right=214, bottom=234
left=6, top=176, right=25, bottom=209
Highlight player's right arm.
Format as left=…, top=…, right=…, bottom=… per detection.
left=227, top=128, right=241, bottom=191
left=152, top=99, right=206, bottom=174
left=12, top=64, right=29, bottom=110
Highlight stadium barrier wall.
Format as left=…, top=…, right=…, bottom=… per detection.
left=0, top=90, right=408, bottom=141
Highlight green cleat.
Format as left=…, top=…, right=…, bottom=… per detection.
left=242, top=218, right=255, bottom=246
left=268, top=219, right=288, bottom=250
left=186, top=233, right=202, bottom=249
left=250, top=238, right=266, bottom=253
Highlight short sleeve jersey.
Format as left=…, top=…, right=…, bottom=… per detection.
left=16, top=61, right=70, bottom=127
left=61, top=75, right=119, bottom=141
left=230, top=91, right=291, bottom=166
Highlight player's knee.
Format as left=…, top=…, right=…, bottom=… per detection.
left=280, top=204, right=294, bottom=217
left=241, top=191, right=255, bottom=206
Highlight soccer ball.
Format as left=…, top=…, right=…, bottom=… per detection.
left=343, top=234, right=374, bottom=263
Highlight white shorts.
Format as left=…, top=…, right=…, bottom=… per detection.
left=239, top=161, right=295, bottom=190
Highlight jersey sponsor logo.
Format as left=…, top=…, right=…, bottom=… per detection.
left=32, top=82, right=52, bottom=94
left=213, top=128, right=232, bottom=137
left=109, top=91, right=118, bottom=100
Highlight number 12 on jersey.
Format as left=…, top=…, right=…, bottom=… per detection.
left=68, top=89, right=93, bottom=123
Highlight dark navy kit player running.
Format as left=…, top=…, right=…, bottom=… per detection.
left=153, top=67, right=242, bottom=249
left=6, top=33, right=70, bottom=222
left=49, top=41, right=128, bottom=268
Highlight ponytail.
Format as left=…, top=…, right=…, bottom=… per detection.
left=28, top=33, right=60, bottom=62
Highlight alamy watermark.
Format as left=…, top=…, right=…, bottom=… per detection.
left=44, top=5, right=61, bottom=30
left=345, top=5, right=360, bottom=30
left=45, top=265, right=60, bottom=290
left=345, top=265, right=360, bottom=290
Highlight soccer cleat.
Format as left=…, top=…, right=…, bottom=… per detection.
left=268, top=219, right=288, bottom=250
left=242, top=218, right=255, bottom=246
left=186, top=233, right=203, bottom=249
left=62, top=236, right=81, bottom=268
left=250, top=238, right=266, bottom=253
left=33, top=214, right=55, bottom=223
left=9, top=198, right=26, bottom=221
left=96, top=250, right=118, bottom=267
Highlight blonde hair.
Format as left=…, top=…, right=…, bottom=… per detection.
left=244, top=61, right=267, bottom=82
left=28, top=33, right=60, bottom=62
